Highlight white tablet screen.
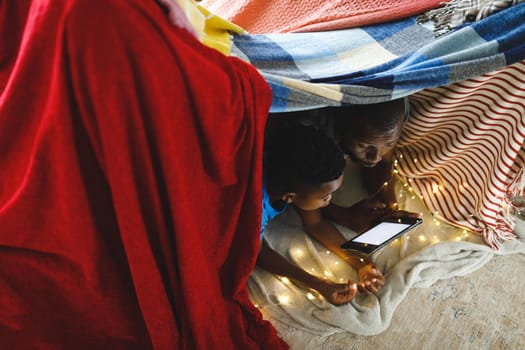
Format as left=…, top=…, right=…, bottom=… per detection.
left=352, top=222, right=410, bottom=245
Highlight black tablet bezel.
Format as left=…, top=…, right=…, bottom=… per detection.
left=341, top=217, right=422, bottom=254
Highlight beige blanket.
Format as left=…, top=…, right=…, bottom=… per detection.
left=248, top=163, right=525, bottom=336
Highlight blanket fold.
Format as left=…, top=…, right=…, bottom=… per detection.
left=232, top=3, right=525, bottom=111
left=201, top=0, right=444, bottom=33
left=0, top=0, right=285, bottom=348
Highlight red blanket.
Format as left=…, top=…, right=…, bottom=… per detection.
left=0, top=0, right=286, bottom=348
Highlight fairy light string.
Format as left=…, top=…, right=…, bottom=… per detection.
left=252, top=153, right=481, bottom=310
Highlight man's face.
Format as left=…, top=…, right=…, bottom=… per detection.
left=292, top=175, right=344, bottom=211
left=339, top=117, right=403, bottom=167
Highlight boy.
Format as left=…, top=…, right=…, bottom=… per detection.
left=257, top=124, right=384, bottom=306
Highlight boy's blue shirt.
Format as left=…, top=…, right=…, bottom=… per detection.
left=261, top=178, right=287, bottom=240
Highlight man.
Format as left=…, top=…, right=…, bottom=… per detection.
left=324, top=98, right=414, bottom=229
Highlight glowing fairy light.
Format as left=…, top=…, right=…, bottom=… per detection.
left=414, top=158, right=418, bottom=163
left=259, top=179, right=482, bottom=312
left=293, top=248, right=304, bottom=258
left=278, top=295, right=290, bottom=304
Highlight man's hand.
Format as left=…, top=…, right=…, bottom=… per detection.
left=357, top=264, right=384, bottom=294
left=323, top=198, right=421, bottom=233
left=315, top=279, right=358, bottom=306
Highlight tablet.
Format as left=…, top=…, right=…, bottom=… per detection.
left=341, top=217, right=422, bottom=254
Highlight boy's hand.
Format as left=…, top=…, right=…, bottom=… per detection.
left=357, top=264, right=384, bottom=294
left=316, top=279, right=358, bottom=306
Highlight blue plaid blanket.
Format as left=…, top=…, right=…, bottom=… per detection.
left=232, top=3, right=525, bottom=112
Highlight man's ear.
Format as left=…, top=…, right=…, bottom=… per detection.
left=281, top=192, right=296, bottom=204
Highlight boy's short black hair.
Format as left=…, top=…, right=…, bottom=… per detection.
left=265, top=124, right=345, bottom=194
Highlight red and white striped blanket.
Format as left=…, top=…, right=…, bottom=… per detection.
left=397, top=60, right=525, bottom=248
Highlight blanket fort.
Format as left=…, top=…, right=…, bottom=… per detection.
left=231, top=3, right=525, bottom=247
left=0, top=0, right=287, bottom=349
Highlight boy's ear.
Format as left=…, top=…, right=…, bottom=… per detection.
left=281, top=192, right=296, bottom=204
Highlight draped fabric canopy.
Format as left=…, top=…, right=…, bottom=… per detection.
left=232, top=4, right=525, bottom=111
left=231, top=3, right=525, bottom=247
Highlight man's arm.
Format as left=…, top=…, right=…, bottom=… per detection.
left=256, top=240, right=357, bottom=305
left=320, top=199, right=392, bottom=234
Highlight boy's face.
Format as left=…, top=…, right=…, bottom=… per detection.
left=291, top=175, right=344, bottom=211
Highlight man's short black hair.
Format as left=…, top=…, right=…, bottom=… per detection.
left=333, top=98, right=407, bottom=132
left=265, top=124, right=345, bottom=194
